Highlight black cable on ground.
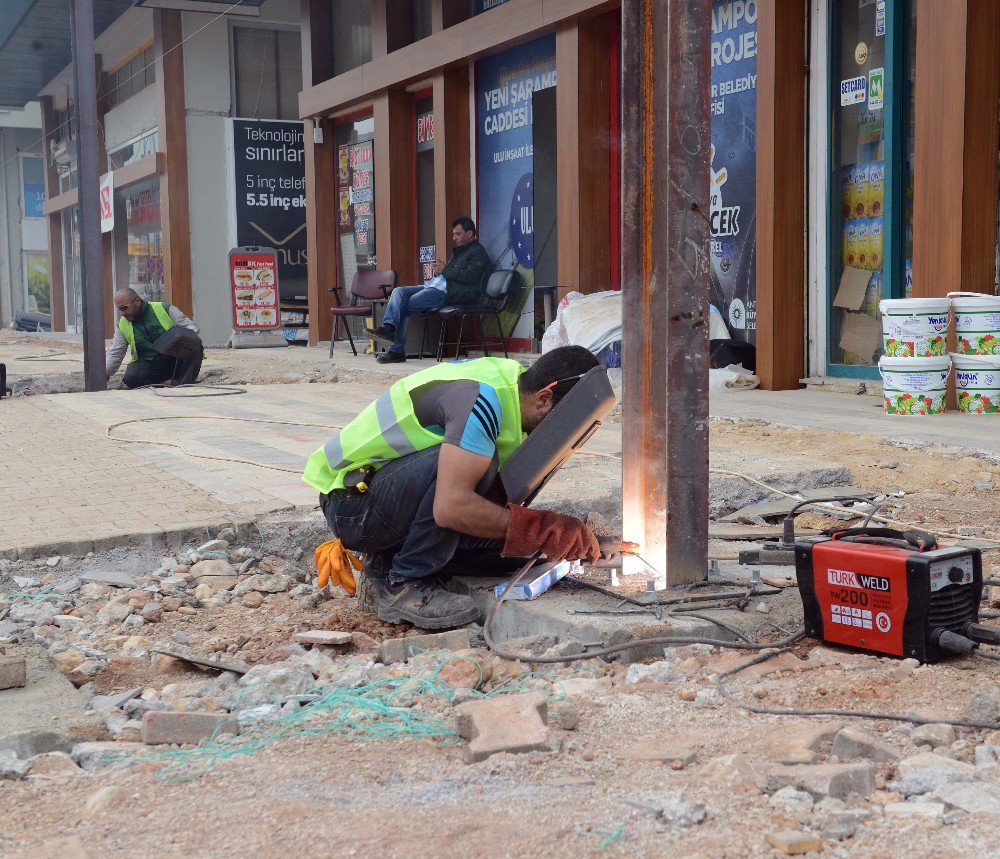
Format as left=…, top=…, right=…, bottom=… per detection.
left=715, top=648, right=1000, bottom=731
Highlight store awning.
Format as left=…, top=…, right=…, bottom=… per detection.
left=0, top=0, right=132, bottom=109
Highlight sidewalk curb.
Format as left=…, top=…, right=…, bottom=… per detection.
left=1, top=505, right=299, bottom=561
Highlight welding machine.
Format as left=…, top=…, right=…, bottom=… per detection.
left=796, top=527, right=985, bottom=663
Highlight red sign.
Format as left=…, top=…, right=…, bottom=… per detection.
left=229, top=246, right=280, bottom=330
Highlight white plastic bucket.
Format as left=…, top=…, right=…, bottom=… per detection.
left=951, top=352, right=1000, bottom=414
left=879, top=298, right=951, bottom=358
left=879, top=355, right=950, bottom=415
left=948, top=292, right=1000, bottom=355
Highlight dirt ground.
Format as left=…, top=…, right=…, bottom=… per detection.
left=5, top=343, right=1000, bottom=855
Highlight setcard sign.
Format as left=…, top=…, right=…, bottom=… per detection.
left=710, top=0, right=758, bottom=343
left=229, top=246, right=280, bottom=331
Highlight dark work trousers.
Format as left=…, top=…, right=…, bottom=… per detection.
left=121, top=348, right=203, bottom=389
left=323, top=446, right=520, bottom=580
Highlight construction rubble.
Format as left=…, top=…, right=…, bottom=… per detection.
left=3, top=523, right=1000, bottom=856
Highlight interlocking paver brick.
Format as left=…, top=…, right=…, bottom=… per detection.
left=454, top=692, right=551, bottom=763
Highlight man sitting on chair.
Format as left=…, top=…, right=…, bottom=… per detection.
left=366, top=215, right=490, bottom=364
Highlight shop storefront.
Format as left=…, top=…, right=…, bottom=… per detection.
left=335, top=114, right=376, bottom=296
left=826, top=0, right=917, bottom=378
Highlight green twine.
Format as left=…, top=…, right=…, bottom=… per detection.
left=599, top=826, right=627, bottom=850
left=125, top=659, right=598, bottom=783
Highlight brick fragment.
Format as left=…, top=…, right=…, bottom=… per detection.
left=141, top=711, right=238, bottom=745
left=0, top=656, right=26, bottom=690
left=292, top=630, right=352, bottom=647
left=454, top=691, right=550, bottom=763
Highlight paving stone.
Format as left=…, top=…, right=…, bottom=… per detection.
left=0, top=656, right=27, bottom=690
left=931, top=781, right=1000, bottom=814
left=766, top=762, right=875, bottom=800
left=80, top=570, right=137, bottom=589
left=893, top=752, right=977, bottom=796
left=764, top=830, right=824, bottom=855
left=454, top=691, right=550, bottom=763
left=379, top=629, right=471, bottom=664
left=141, top=711, right=238, bottom=745
left=292, top=630, right=353, bottom=647
left=70, top=741, right=145, bottom=770
left=773, top=721, right=843, bottom=765
left=831, top=727, right=900, bottom=763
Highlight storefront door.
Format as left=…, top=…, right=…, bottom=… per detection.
left=827, top=0, right=917, bottom=378
left=335, top=113, right=376, bottom=297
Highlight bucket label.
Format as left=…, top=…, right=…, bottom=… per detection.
left=957, top=391, right=999, bottom=413
left=884, top=391, right=946, bottom=415
left=957, top=334, right=1000, bottom=355
left=883, top=335, right=946, bottom=358
left=954, top=310, right=1000, bottom=332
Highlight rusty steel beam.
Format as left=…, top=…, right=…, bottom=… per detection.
left=620, top=0, right=711, bottom=587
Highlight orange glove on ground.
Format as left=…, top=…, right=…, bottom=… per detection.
left=314, top=539, right=361, bottom=596
left=501, top=504, right=600, bottom=563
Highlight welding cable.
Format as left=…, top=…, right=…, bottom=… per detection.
left=714, top=647, right=1000, bottom=731
left=484, top=557, right=806, bottom=664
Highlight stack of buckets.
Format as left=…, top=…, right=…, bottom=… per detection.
left=879, top=292, right=1000, bottom=415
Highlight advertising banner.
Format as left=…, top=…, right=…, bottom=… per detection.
left=475, top=35, right=556, bottom=310
left=231, top=119, right=306, bottom=302
left=99, top=172, right=114, bottom=234
left=710, top=0, right=758, bottom=343
left=229, top=246, right=280, bottom=331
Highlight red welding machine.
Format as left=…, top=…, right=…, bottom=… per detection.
left=796, top=528, right=982, bottom=662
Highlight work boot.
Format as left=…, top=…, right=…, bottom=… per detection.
left=376, top=350, right=406, bottom=364
left=377, top=576, right=481, bottom=630
left=355, top=553, right=392, bottom=615
left=364, top=324, right=396, bottom=346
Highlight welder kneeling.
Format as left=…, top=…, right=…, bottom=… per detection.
left=303, top=347, right=602, bottom=630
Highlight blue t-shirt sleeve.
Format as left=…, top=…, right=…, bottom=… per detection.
left=455, top=382, right=502, bottom=457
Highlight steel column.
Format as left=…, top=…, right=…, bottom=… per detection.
left=620, top=0, right=710, bottom=587
left=70, top=0, right=107, bottom=392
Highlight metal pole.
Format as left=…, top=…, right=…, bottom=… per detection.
left=620, top=0, right=711, bottom=587
left=70, top=0, right=107, bottom=392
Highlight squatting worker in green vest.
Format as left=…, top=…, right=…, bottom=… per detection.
left=106, top=288, right=204, bottom=389
left=302, top=346, right=603, bottom=630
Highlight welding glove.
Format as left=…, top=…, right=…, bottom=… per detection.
left=501, top=504, right=601, bottom=563
left=314, top=538, right=361, bottom=596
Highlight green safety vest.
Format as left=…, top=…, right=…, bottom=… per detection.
left=302, top=357, right=525, bottom=493
left=118, top=301, right=174, bottom=364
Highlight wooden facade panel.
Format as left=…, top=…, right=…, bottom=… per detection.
left=374, top=90, right=418, bottom=283
left=556, top=16, right=611, bottom=297
left=300, top=0, right=618, bottom=117
left=754, top=0, right=805, bottom=390
left=433, top=67, right=472, bottom=261
left=154, top=9, right=193, bottom=315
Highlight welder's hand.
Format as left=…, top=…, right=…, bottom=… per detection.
left=501, top=504, right=601, bottom=563
left=314, top=539, right=360, bottom=596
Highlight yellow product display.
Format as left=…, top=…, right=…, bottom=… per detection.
left=869, top=219, right=883, bottom=271
left=853, top=163, right=870, bottom=219
left=315, top=539, right=360, bottom=595
left=869, top=161, right=885, bottom=217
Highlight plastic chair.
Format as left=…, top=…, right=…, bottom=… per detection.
left=329, top=268, right=397, bottom=356
left=435, top=269, right=521, bottom=361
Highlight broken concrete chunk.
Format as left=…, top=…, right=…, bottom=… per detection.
left=95, top=602, right=131, bottom=626
left=965, top=687, right=1000, bottom=724
left=831, top=726, right=900, bottom=763
left=70, top=741, right=145, bottom=771
left=625, top=660, right=679, bottom=685
left=292, top=630, right=352, bottom=647
left=893, top=753, right=977, bottom=796
left=80, top=570, right=137, bottom=589
left=237, top=662, right=314, bottom=710
left=658, top=795, right=706, bottom=826
left=0, top=750, right=32, bottom=780
left=911, top=723, right=956, bottom=749
left=90, top=687, right=143, bottom=711
left=619, top=741, right=697, bottom=765
left=551, top=677, right=612, bottom=699
left=195, top=540, right=230, bottom=554
left=700, top=753, right=767, bottom=790
left=454, top=691, right=550, bottom=763
left=884, top=801, right=945, bottom=820
left=932, top=781, right=1000, bottom=814
left=141, top=711, right=239, bottom=745
left=0, top=656, right=27, bottom=690
left=378, top=629, right=471, bottom=665
left=766, top=762, right=875, bottom=800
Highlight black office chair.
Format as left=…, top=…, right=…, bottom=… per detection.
left=434, top=269, right=521, bottom=361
